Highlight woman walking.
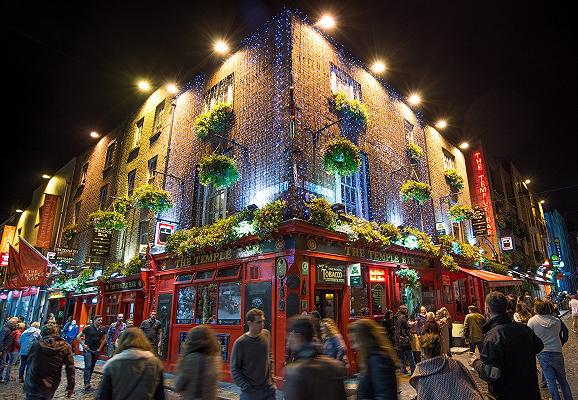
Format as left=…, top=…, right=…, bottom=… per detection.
left=394, top=305, right=416, bottom=375
left=436, top=310, right=451, bottom=358
left=320, top=318, right=349, bottom=367
left=18, top=321, right=41, bottom=383
left=348, top=319, right=398, bottom=400
left=175, top=325, right=222, bottom=400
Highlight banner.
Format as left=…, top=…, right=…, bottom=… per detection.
left=4, top=238, right=48, bottom=289
left=4, top=244, right=22, bottom=288
left=0, top=225, right=16, bottom=253
left=36, top=194, right=59, bottom=249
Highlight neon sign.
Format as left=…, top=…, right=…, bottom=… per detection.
left=473, top=151, right=495, bottom=236
left=369, top=268, right=386, bottom=282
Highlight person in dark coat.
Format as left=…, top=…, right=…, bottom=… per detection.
left=394, top=305, right=416, bottom=375
left=381, top=309, right=395, bottom=344
left=470, top=291, right=544, bottom=400
left=348, top=318, right=398, bottom=400
left=24, top=323, right=75, bottom=398
left=284, top=316, right=347, bottom=400
left=0, top=317, right=18, bottom=383
left=422, top=312, right=440, bottom=335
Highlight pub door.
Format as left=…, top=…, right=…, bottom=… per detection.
left=314, top=290, right=341, bottom=325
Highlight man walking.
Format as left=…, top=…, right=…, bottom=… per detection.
left=284, top=316, right=346, bottom=400
left=106, top=314, right=126, bottom=356
left=231, top=308, right=276, bottom=400
left=140, top=311, right=162, bottom=355
left=0, top=317, right=18, bottom=383
left=463, top=305, right=485, bottom=355
left=527, top=300, right=573, bottom=400
left=24, top=323, right=75, bottom=399
left=470, top=291, right=544, bottom=400
left=76, top=315, right=106, bottom=391
left=569, top=294, right=578, bottom=333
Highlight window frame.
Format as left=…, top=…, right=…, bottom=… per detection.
left=334, top=152, right=370, bottom=219
left=203, top=74, right=234, bottom=113
left=80, top=163, right=89, bottom=186
left=74, top=201, right=81, bottom=224
left=330, top=63, right=362, bottom=101
left=201, top=185, right=227, bottom=226
left=152, top=101, right=165, bottom=134
left=215, top=265, right=241, bottom=281
left=404, top=119, right=415, bottom=144
left=99, top=185, right=108, bottom=210
left=139, top=220, right=149, bottom=246
left=127, top=169, right=137, bottom=197
left=133, top=118, right=144, bottom=149
left=104, top=141, right=116, bottom=170
left=147, top=156, right=158, bottom=183
left=443, top=148, right=456, bottom=171
left=193, top=269, right=216, bottom=283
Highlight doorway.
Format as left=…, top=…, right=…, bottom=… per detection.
left=314, top=290, right=340, bottom=324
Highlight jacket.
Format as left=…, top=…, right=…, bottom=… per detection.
left=473, top=314, right=543, bottom=400
left=62, top=324, right=79, bottom=344
left=96, top=348, right=165, bottom=400
left=322, top=334, right=348, bottom=366
left=24, top=335, right=75, bottom=397
left=0, top=324, right=16, bottom=353
left=283, top=344, right=347, bottom=400
left=422, top=321, right=440, bottom=335
left=356, top=351, right=398, bottom=400
left=409, top=355, right=484, bottom=400
left=438, top=319, right=450, bottom=355
left=19, top=326, right=41, bottom=355
left=416, top=313, right=427, bottom=336
left=394, top=311, right=411, bottom=350
left=11, top=329, right=22, bottom=352
left=463, top=312, right=485, bottom=343
left=175, top=352, right=221, bottom=400
left=527, top=314, right=562, bottom=353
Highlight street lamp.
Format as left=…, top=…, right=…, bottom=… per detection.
left=540, top=200, right=545, bottom=204
left=318, top=15, right=336, bottom=29
left=15, top=209, right=23, bottom=213
left=41, top=174, right=51, bottom=179
left=90, top=131, right=100, bottom=138
left=459, top=142, right=469, bottom=150
left=214, top=40, right=229, bottom=54
left=435, top=119, right=447, bottom=129
left=137, top=80, right=151, bottom=92
left=371, top=61, right=386, bottom=74
left=408, top=93, right=422, bottom=105
left=166, top=83, right=178, bottom=94
left=524, top=179, right=531, bottom=185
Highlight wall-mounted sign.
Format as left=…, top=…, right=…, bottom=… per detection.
left=104, top=278, right=143, bottom=292
left=276, top=257, right=287, bottom=279
left=471, top=207, right=488, bottom=237
left=36, top=194, right=60, bottom=249
left=317, top=264, right=346, bottom=285
left=215, top=333, right=230, bottom=361
left=554, top=237, right=562, bottom=258
left=72, top=285, right=99, bottom=297
left=470, top=149, right=496, bottom=236
left=344, top=245, right=430, bottom=267
left=301, top=261, right=309, bottom=276
left=436, top=222, right=446, bottom=236
left=500, top=237, right=513, bottom=251
left=0, top=225, right=16, bottom=253
left=369, top=268, right=386, bottom=283
left=348, top=263, right=362, bottom=287
left=0, top=252, right=8, bottom=267
left=90, top=229, right=112, bottom=257
left=155, top=222, right=175, bottom=246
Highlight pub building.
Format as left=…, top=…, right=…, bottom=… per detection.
left=99, top=271, right=150, bottom=326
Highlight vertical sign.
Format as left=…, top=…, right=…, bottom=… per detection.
left=0, top=225, right=16, bottom=253
left=470, top=149, right=496, bottom=236
left=554, top=237, right=562, bottom=258
left=90, top=229, right=112, bottom=257
left=36, top=194, right=60, bottom=249
left=471, top=207, right=488, bottom=237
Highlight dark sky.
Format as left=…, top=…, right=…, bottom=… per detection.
left=3, top=1, right=578, bottom=228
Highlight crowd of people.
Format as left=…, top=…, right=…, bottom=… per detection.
left=0, top=290, right=576, bottom=399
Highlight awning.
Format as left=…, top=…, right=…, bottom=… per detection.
left=459, top=267, right=522, bottom=288
left=530, top=276, right=553, bottom=285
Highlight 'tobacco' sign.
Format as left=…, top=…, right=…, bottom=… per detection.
left=317, top=264, right=346, bottom=285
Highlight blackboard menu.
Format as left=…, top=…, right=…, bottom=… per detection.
left=90, top=229, right=112, bottom=257
left=244, top=281, right=272, bottom=331
left=471, top=208, right=488, bottom=237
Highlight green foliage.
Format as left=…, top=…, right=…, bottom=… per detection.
left=460, top=242, right=483, bottom=263
left=449, top=204, right=474, bottom=222
left=199, top=154, right=241, bottom=189
left=112, top=196, right=132, bottom=214
left=62, top=224, right=77, bottom=244
left=88, top=210, right=127, bottom=232
left=379, top=222, right=401, bottom=242
left=132, top=185, right=173, bottom=214
left=485, top=260, right=509, bottom=276
left=495, top=208, right=529, bottom=239
left=395, top=268, right=420, bottom=289
left=100, top=262, right=123, bottom=282
left=122, top=256, right=143, bottom=276
left=253, top=200, right=287, bottom=239
left=500, top=250, right=535, bottom=273
left=341, top=216, right=391, bottom=247
left=400, top=180, right=432, bottom=205
left=406, top=143, right=425, bottom=163
left=322, top=136, right=361, bottom=176
left=305, top=197, right=337, bottom=230
left=52, top=268, right=93, bottom=292
left=402, top=227, right=439, bottom=255
left=194, top=102, right=233, bottom=139
left=441, top=254, right=459, bottom=272
left=444, top=169, right=465, bottom=191
left=332, top=91, right=369, bottom=127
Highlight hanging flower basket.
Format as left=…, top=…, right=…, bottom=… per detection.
left=112, top=196, right=132, bottom=214
left=306, top=197, right=337, bottom=230
left=121, top=256, right=143, bottom=276
left=395, top=268, right=420, bottom=289
left=449, top=204, right=474, bottom=222
left=199, top=154, right=241, bottom=189
left=445, top=169, right=464, bottom=191
left=194, top=102, right=233, bottom=139
left=406, top=143, right=425, bottom=163
left=62, top=224, right=77, bottom=244
left=88, top=210, right=127, bottom=233
left=253, top=200, right=287, bottom=239
left=400, top=180, right=432, bottom=204
left=132, top=185, right=173, bottom=214
left=440, top=254, right=459, bottom=272
left=322, top=136, right=361, bottom=176
left=332, top=92, right=369, bottom=127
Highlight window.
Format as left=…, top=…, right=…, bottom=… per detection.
left=99, top=185, right=108, bottom=210
left=80, top=163, right=89, bottom=186
left=104, top=141, right=116, bottom=169
left=370, top=283, right=385, bottom=315
left=194, top=270, right=215, bottom=281
left=176, top=286, right=196, bottom=324
left=350, top=281, right=369, bottom=317
left=195, top=284, right=217, bottom=324
left=204, top=74, right=234, bottom=112
left=216, top=266, right=241, bottom=279
left=452, top=221, right=465, bottom=242
left=175, top=274, right=193, bottom=284
left=153, top=101, right=165, bottom=133
left=330, top=64, right=362, bottom=100
left=335, top=152, right=370, bottom=219
left=139, top=220, right=149, bottom=246
left=202, top=185, right=227, bottom=225
left=147, top=156, right=158, bottom=183
left=443, top=149, right=456, bottom=171
left=74, top=201, right=81, bottom=224
left=127, top=170, right=136, bottom=196
left=133, top=118, right=144, bottom=149
left=404, top=119, right=414, bottom=144
left=218, top=282, right=241, bottom=324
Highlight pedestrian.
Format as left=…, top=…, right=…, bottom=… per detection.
left=2, top=322, right=24, bottom=383
left=527, top=299, right=573, bottom=400
left=394, top=304, right=416, bottom=375
left=0, top=316, right=18, bottom=383
left=107, top=314, right=126, bottom=356
left=570, top=294, right=578, bottom=333
left=62, top=319, right=79, bottom=347
left=435, top=310, right=450, bottom=358
left=140, top=310, right=162, bottom=355
left=309, top=310, right=322, bottom=343
left=470, top=291, right=544, bottom=400
left=284, top=315, right=347, bottom=400
left=545, top=294, right=559, bottom=316
left=18, top=321, right=41, bottom=383
left=416, top=306, right=427, bottom=336
left=95, top=327, right=165, bottom=400
left=381, top=309, right=395, bottom=344
left=513, top=301, right=532, bottom=324
left=175, top=325, right=221, bottom=400
left=422, top=312, right=439, bottom=335
left=24, top=323, right=75, bottom=399
left=439, top=307, right=453, bottom=357
left=76, top=314, right=107, bottom=391
left=319, top=318, right=348, bottom=367
left=463, top=305, right=485, bottom=355
left=410, top=333, right=484, bottom=400
left=506, top=294, right=516, bottom=320
left=347, top=318, right=398, bottom=400
left=115, top=318, right=134, bottom=349
left=524, top=291, right=534, bottom=314
left=231, top=308, right=276, bottom=400
left=61, top=316, right=73, bottom=337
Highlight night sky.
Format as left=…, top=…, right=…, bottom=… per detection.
left=3, top=1, right=578, bottom=229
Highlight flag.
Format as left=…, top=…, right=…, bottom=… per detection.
left=4, top=238, right=48, bottom=289
left=4, top=244, right=23, bottom=289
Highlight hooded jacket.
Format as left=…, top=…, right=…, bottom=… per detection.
left=527, top=314, right=562, bottom=353
left=0, top=323, right=16, bottom=353
left=394, top=311, right=412, bottom=350
left=19, top=326, right=41, bottom=355
left=409, top=355, right=484, bottom=400
left=24, top=334, right=75, bottom=397
left=96, top=348, right=165, bottom=400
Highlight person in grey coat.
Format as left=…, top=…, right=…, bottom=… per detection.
left=175, top=325, right=222, bottom=400
left=96, top=327, right=165, bottom=400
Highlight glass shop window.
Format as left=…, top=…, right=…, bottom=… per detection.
left=217, top=281, right=242, bottom=325
left=216, top=266, right=241, bottom=279
left=195, top=284, right=217, bottom=324
left=176, top=286, right=196, bottom=324
left=350, top=283, right=369, bottom=317
left=194, top=270, right=215, bottom=281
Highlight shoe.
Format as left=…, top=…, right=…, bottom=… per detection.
left=8, top=377, right=15, bottom=381
left=18, top=378, right=24, bottom=383
left=84, top=384, right=93, bottom=392
left=540, top=382, right=548, bottom=389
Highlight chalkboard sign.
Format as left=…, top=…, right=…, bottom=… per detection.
left=471, top=208, right=488, bottom=237
left=90, top=229, right=112, bottom=257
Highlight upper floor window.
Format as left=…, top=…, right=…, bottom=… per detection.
left=330, top=64, right=362, bottom=100
left=147, top=156, right=158, bottom=183
left=127, top=169, right=137, bottom=196
left=204, top=74, right=234, bottom=112
left=133, top=118, right=144, bottom=149
left=404, top=119, right=414, bottom=144
left=443, top=149, right=456, bottom=171
left=153, top=101, right=165, bottom=133
left=99, top=185, right=108, bottom=210
left=80, top=163, right=89, bottom=186
left=334, top=152, right=370, bottom=219
left=452, top=221, right=465, bottom=242
left=74, top=201, right=81, bottom=224
left=105, top=141, right=116, bottom=169
left=201, top=185, right=227, bottom=226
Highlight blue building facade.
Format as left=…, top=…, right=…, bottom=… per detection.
left=544, top=209, right=578, bottom=293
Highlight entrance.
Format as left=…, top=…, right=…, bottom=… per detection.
left=314, top=290, right=340, bottom=324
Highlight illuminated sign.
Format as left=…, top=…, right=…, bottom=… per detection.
left=155, top=222, right=175, bottom=246
left=501, top=237, right=513, bottom=251
left=369, top=268, right=386, bottom=282
left=0, top=252, right=8, bottom=267
left=471, top=150, right=496, bottom=236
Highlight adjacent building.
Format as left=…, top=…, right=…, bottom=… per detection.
left=545, top=210, right=578, bottom=292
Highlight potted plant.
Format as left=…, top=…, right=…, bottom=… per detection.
left=132, top=185, right=173, bottom=214
left=406, top=143, right=425, bottom=163
left=194, top=102, right=233, bottom=139
left=449, top=204, right=474, bottom=222
left=400, top=180, right=432, bottom=204
left=444, top=169, right=464, bottom=191
left=253, top=200, right=287, bottom=239
left=322, top=136, right=361, bottom=176
left=395, top=268, right=420, bottom=289
left=332, top=91, right=369, bottom=127
left=305, top=197, right=337, bottom=230
left=112, top=196, right=132, bottom=214
left=199, top=154, right=241, bottom=189
left=88, top=210, right=127, bottom=233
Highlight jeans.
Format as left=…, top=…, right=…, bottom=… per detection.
left=25, top=393, right=54, bottom=400
left=19, top=354, right=29, bottom=380
left=0, top=352, right=8, bottom=380
left=469, top=341, right=483, bottom=353
left=2, top=351, right=18, bottom=381
left=397, top=349, right=416, bottom=374
left=537, top=351, right=574, bottom=400
left=83, top=349, right=99, bottom=386
left=239, top=386, right=276, bottom=400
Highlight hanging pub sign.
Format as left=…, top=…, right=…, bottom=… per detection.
left=436, top=222, right=446, bottom=236
left=155, top=222, right=176, bottom=246
left=317, top=264, right=346, bottom=285
left=500, top=237, right=513, bottom=251
left=471, top=207, right=488, bottom=237
left=348, top=263, right=362, bottom=287
left=90, top=229, right=112, bottom=257
left=103, top=278, right=143, bottom=292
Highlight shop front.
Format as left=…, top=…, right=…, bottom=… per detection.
left=101, top=274, right=147, bottom=326
left=71, top=284, right=100, bottom=327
